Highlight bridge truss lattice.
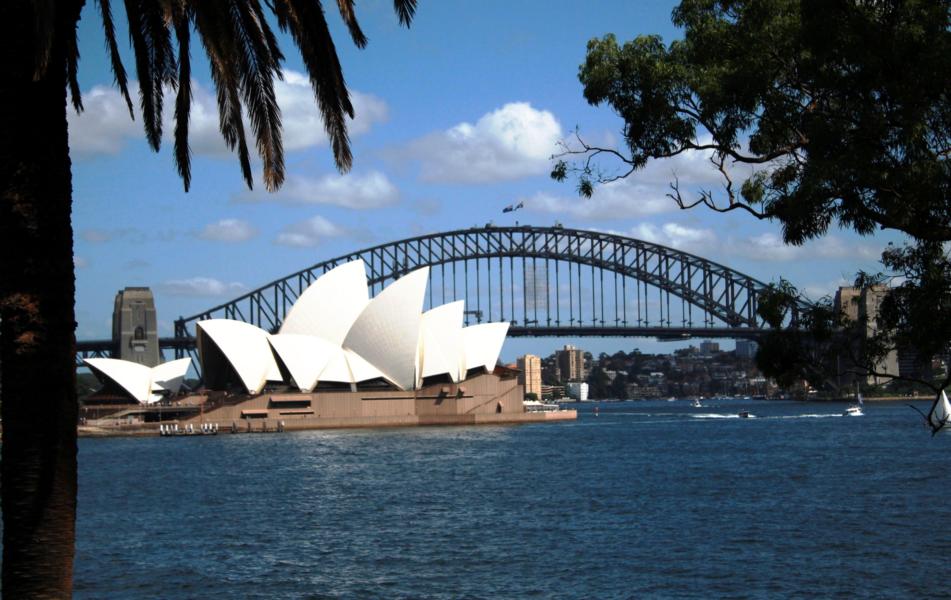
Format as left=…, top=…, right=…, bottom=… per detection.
left=167, top=226, right=800, bottom=361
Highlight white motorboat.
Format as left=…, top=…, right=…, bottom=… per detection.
left=691, top=398, right=703, bottom=408
left=843, top=390, right=864, bottom=416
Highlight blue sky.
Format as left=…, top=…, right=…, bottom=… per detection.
left=70, top=0, right=897, bottom=362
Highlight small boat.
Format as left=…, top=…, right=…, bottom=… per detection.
left=843, top=389, right=864, bottom=416
left=738, top=411, right=751, bottom=418
left=692, top=398, right=703, bottom=408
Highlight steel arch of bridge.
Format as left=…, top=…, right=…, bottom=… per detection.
left=172, top=226, right=802, bottom=355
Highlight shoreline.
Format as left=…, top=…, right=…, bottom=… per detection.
left=78, top=409, right=577, bottom=438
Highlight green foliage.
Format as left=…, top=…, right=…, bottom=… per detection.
left=559, top=0, right=951, bottom=390
left=566, top=0, right=950, bottom=244
left=586, top=365, right=611, bottom=399
left=609, top=373, right=629, bottom=400
left=525, top=392, right=539, bottom=402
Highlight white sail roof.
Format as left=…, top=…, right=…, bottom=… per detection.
left=84, top=358, right=153, bottom=404
left=279, top=259, right=370, bottom=346
left=461, top=322, right=510, bottom=373
left=197, top=319, right=279, bottom=395
left=343, top=267, right=429, bottom=391
left=83, top=357, right=192, bottom=404
left=318, top=349, right=354, bottom=384
left=268, top=334, right=338, bottom=392
left=345, top=350, right=386, bottom=383
left=148, top=357, right=192, bottom=403
left=419, top=301, right=465, bottom=384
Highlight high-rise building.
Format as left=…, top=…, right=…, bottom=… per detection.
left=735, top=340, right=758, bottom=359
left=556, top=344, right=585, bottom=382
left=699, top=340, right=720, bottom=355
left=112, top=287, right=159, bottom=367
left=517, top=354, right=542, bottom=398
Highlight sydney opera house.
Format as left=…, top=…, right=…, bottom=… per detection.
left=83, top=261, right=574, bottom=431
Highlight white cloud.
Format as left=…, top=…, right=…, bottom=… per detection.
left=524, top=179, right=675, bottom=221
left=197, top=218, right=257, bottom=242
left=624, top=223, right=883, bottom=264
left=275, top=215, right=344, bottom=247
left=802, top=277, right=853, bottom=300
left=74, top=256, right=88, bottom=269
left=724, top=233, right=881, bottom=262
left=68, top=71, right=388, bottom=158
left=630, top=223, right=717, bottom=253
left=236, top=171, right=398, bottom=208
left=405, top=102, right=562, bottom=183
left=186, top=72, right=388, bottom=156
left=159, top=277, right=247, bottom=297
left=67, top=86, right=140, bottom=155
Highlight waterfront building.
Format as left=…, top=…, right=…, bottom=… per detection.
left=82, top=261, right=575, bottom=429
left=557, top=344, right=586, bottom=382
left=566, top=381, right=589, bottom=402
left=517, top=354, right=542, bottom=398
left=699, top=340, right=720, bottom=355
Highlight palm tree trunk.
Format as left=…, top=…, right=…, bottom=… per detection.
left=1, top=1, right=85, bottom=596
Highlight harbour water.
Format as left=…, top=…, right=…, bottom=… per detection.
left=74, top=399, right=949, bottom=598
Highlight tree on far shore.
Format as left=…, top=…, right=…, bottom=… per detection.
left=0, top=1, right=417, bottom=595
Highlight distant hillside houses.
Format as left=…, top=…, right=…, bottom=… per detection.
left=540, top=342, right=775, bottom=400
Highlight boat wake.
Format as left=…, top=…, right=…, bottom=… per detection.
left=690, top=413, right=751, bottom=419
left=689, top=412, right=844, bottom=420
left=775, top=413, right=843, bottom=419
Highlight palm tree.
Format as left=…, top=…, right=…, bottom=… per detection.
left=0, top=1, right=416, bottom=595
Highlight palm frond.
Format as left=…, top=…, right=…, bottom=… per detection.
left=96, top=0, right=134, bottom=118
left=336, top=0, right=368, bottom=48
left=66, top=14, right=83, bottom=112
left=230, top=1, right=285, bottom=191
left=393, top=0, right=416, bottom=27
left=273, top=0, right=354, bottom=172
left=193, top=2, right=254, bottom=188
left=124, top=0, right=177, bottom=150
left=172, top=1, right=192, bottom=191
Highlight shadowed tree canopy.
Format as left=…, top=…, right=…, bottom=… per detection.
left=0, top=1, right=416, bottom=596
left=552, top=0, right=951, bottom=425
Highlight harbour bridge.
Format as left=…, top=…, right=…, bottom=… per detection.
left=76, top=225, right=807, bottom=365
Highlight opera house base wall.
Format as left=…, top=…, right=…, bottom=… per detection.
left=79, top=370, right=576, bottom=436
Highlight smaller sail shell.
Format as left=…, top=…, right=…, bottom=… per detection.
left=461, top=322, right=510, bottom=373
left=197, top=320, right=279, bottom=395
left=149, top=357, right=192, bottom=403
left=84, top=358, right=153, bottom=404
left=420, top=301, right=465, bottom=383
left=268, top=334, right=339, bottom=392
